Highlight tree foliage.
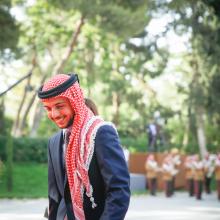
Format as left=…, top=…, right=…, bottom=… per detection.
left=1, top=0, right=220, bottom=154
left=47, top=0, right=149, bottom=40
left=0, top=0, right=19, bottom=54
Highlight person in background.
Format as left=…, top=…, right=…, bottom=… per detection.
left=85, top=97, right=130, bottom=166
left=38, top=73, right=130, bottom=220
left=184, top=155, right=194, bottom=197
left=170, top=148, right=181, bottom=195
left=215, top=153, right=220, bottom=201
left=84, top=98, right=99, bottom=116
left=162, top=154, right=178, bottom=197
left=146, top=120, right=157, bottom=152
left=203, top=152, right=216, bottom=194
left=144, top=154, right=159, bottom=196
left=192, top=154, right=204, bottom=200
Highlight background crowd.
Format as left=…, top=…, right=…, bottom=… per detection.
left=144, top=150, right=220, bottom=201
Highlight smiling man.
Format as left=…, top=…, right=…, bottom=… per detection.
left=37, top=74, right=130, bottom=220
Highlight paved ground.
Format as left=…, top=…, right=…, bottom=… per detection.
left=127, top=192, right=220, bottom=220
left=0, top=192, right=219, bottom=220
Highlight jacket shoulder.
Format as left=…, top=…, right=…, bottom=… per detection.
left=96, top=122, right=118, bottom=137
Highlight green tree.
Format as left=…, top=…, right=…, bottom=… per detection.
left=0, top=0, right=19, bottom=55
left=48, top=0, right=149, bottom=40
left=9, top=0, right=151, bottom=136
left=153, top=0, right=220, bottom=156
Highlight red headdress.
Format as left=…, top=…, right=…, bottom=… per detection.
left=39, top=74, right=104, bottom=220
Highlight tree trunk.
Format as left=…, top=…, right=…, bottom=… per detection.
left=182, top=106, right=191, bottom=149
left=12, top=70, right=33, bottom=137
left=85, top=50, right=95, bottom=97
left=190, top=53, right=207, bottom=158
left=182, top=122, right=189, bottom=149
left=19, top=91, right=36, bottom=135
left=30, top=102, right=44, bottom=137
left=19, top=72, right=48, bottom=135
left=112, top=92, right=121, bottom=126
left=195, top=106, right=207, bottom=158
left=51, top=15, right=85, bottom=76
left=0, top=71, right=32, bottom=97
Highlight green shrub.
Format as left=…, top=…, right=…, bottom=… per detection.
left=0, top=136, right=48, bottom=163
left=120, top=134, right=147, bottom=152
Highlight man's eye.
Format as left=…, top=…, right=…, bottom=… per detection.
left=56, top=105, right=64, bottom=109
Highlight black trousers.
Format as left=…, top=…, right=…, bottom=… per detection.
left=148, top=178, right=157, bottom=195
left=165, top=180, right=172, bottom=197
left=217, top=180, right=220, bottom=201
left=187, top=178, right=194, bottom=197
left=194, top=180, right=203, bottom=200
left=204, top=176, right=212, bottom=194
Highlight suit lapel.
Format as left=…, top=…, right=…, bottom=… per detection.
left=51, top=131, right=65, bottom=196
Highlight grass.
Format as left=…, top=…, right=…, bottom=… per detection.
left=0, top=163, right=47, bottom=198
left=131, top=190, right=148, bottom=196
left=0, top=162, right=217, bottom=198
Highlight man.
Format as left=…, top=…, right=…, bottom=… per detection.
left=146, top=121, right=157, bottom=152
left=37, top=74, right=130, bottom=220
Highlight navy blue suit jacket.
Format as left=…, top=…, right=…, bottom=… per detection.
left=48, top=124, right=130, bottom=220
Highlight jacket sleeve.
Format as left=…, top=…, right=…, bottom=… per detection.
left=95, top=124, right=130, bottom=220
left=48, top=138, right=61, bottom=220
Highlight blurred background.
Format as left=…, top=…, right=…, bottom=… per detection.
left=0, top=0, right=220, bottom=198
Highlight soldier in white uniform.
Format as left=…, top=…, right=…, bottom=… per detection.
left=162, top=154, right=178, bottom=197
left=203, top=152, right=216, bottom=194
left=145, top=154, right=159, bottom=196
left=192, top=154, right=204, bottom=200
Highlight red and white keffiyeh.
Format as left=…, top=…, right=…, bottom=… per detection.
left=42, top=74, right=104, bottom=220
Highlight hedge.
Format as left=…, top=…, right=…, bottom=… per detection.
left=0, top=136, right=48, bottom=163
left=0, top=134, right=146, bottom=163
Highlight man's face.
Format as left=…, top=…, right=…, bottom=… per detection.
left=42, top=97, right=74, bottom=129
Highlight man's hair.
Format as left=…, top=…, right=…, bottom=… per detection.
left=85, top=98, right=99, bottom=115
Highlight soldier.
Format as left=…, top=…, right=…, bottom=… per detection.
left=192, top=154, right=204, bottom=200
left=170, top=148, right=181, bottom=195
left=215, top=153, right=220, bottom=201
left=144, top=154, right=159, bottom=196
left=162, top=154, right=178, bottom=197
left=184, top=155, right=194, bottom=197
left=203, top=152, right=216, bottom=194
